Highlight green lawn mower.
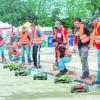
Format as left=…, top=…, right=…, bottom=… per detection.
left=15, top=67, right=28, bottom=76
left=15, top=71, right=28, bottom=76
left=71, top=83, right=89, bottom=93
left=3, top=63, right=23, bottom=71
left=54, top=75, right=72, bottom=83
left=33, top=72, right=47, bottom=80
left=10, top=65, right=23, bottom=71
left=3, top=63, right=14, bottom=69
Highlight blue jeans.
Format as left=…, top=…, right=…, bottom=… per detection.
left=97, top=49, right=100, bottom=82
left=21, top=45, right=31, bottom=63
left=8, top=50, right=19, bottom=61
left=58, top=56, right=72, bottom=71
left=0, top=45, right=5, bottom=59
left=12, top=55, right=19, bottom=61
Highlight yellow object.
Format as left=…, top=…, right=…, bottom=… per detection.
left=18, top=22, right=31, bottom=31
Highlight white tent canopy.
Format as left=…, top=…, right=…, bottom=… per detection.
left=0, top=21, right=13, bottom=41
left=0, top=21, right=12, bottom=28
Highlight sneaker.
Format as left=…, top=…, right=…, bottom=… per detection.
left=37, top=65, right=42, bottom=68
left=80, top=75, right=87, bottom=79
left=55, top=71, right=65, bottom=77
left=63, top=68, right=68, bottom=73
left=80, top=72, right=89, bottom=79
left=32, top=66, right=38, bottom=69
left=80, top=74, right=89, bottom=79
left=55, top=69, right=68, bottom=77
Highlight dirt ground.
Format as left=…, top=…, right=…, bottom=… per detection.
left=0, top=47, right=100, bottom=100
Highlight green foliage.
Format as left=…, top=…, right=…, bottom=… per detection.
left=61, top=18, right=74, bottom=29
left=0, top=0, right=100, bottom=28
left=86, top=0, right=100, bottom=17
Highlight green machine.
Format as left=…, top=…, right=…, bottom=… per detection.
left=15, top=71, right=28, bottom=76
left=3, top=63, right=14, bottom=69
left=33, top=72, right=47, bottom=80
left=3, top=63, right=23, bottom=71
left=15, top=67, right=28, bottom=76
left=54, top=75, right=72, bottom=83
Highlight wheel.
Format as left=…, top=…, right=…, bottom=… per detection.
left=18, top=72, right=21, bottom=75
left=71, top=86, right=75, bottom=93
left=15, top=72, right=19, bottom=76
left=44, top=75, right=47, bottom=80
left=33, top=75, right=37, bottom=80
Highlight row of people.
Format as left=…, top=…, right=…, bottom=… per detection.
left=0, top=17, right=100, bottom=84
left=0, top=24, right=42, bottom=68
left=53, top=17, right=100, bottom=84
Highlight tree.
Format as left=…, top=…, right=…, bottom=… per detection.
left=1, top=0, right=99, bottom=27
left=86, top=0, right=100, bottom=18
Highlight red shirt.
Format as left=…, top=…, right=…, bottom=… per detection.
left=94, top=25, right=100, bottom=49
left=53, top=27, right=68, bottom=43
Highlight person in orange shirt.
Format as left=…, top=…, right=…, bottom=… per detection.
left=30, top=24, right=42, bottom=68
left=52, top=39, right=72, bottom=77
left=73, top=17, right=91, bottom=79
left=19, top=26, right=31, bottom=65
left=8, top=41, right=20, bottom=63
left=53, top=20, right=69, bottom=68
left=90, top=17, right=100, bottom=84
left=7, top=32, right=18, bottom=61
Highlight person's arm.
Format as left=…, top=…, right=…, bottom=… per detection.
left=52, top=29, right=57, bottom=39
left=28, top=32, right=32, bottom=47
left=73, top=28, right=78, bottom=52
left=83, top=27, right=91, bottom=36
left=18, top=32, right=22, bottom=46
left=63, top=28, right=68, bottom=44
left=89, top=33, right=95, bottom=47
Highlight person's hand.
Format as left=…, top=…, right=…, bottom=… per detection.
left=63, top=40, right=67, bottom=45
